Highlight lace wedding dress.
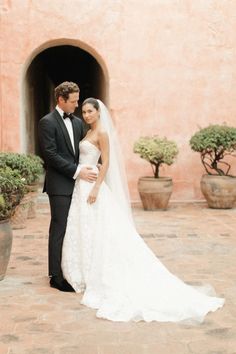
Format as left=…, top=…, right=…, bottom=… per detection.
left=61, top=139, right=224, bottom=323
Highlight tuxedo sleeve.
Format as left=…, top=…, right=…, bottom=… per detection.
left=38, top=118, right=77, bottom=178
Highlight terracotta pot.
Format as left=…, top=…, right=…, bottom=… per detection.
left=10, top=194, right=30, bottom=229
left=200, top=174, right=236, bottom=209
left=0, top=219, right=13, bottom=280
left=138, top=177, right=173, bottom=210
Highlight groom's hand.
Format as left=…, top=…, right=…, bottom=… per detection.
left=79, top=167, right=97, bottom=182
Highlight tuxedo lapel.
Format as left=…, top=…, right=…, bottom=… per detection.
left=53, top=110, right=75, bottom=157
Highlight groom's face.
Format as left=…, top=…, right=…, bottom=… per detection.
left=59, top=92, right=79, bottom=113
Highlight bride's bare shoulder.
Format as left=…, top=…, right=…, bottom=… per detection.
left=98, top=129, right=109, bottom=140
left=97, top=130, right=109, bottom=149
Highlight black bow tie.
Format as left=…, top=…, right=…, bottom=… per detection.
left=63, top=112, right=73, bottom=120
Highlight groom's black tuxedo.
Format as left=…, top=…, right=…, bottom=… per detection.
left=38, top=109, right=84, bottom=280
left=38, top=109, right=84, bottom=195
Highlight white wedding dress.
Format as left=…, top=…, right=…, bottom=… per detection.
left=62, top=139, right=224, bottom=323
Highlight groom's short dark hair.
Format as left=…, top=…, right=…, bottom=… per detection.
left=55, top=81, right=80, bottom=102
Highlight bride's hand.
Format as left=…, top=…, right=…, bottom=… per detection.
left=87, top=187, right=99, bottom=204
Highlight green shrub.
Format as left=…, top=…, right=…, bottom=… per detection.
left=27, top=154, right=44, bottom=183
left=0, top=167, right=26, bottom=221
left=190, top=124, right=236, bottom=176
left=133, top=136, right=179, bottom=178
left=0, top=152, right=43, bottom=184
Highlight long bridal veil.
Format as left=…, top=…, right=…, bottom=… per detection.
left=97, top=99, right=133, bottom=223
left=95, top=100, right=224, bottom=323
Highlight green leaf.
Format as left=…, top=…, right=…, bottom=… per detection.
left=133, top=136, right=178, bottom=177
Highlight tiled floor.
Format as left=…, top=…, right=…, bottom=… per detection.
left=0, top=198, right=235, bottom=354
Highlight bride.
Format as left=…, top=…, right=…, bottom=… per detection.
left=61, top=98, right=224, bottom=323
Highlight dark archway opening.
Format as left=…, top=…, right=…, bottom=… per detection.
left=24, top=45, right=107, bottom=154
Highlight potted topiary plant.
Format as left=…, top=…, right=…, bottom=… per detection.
left=133, top=136, right=179, bottom=210
left=0, top=166, right=26, bottom=280
left=190, top=124, right=236, bottom=209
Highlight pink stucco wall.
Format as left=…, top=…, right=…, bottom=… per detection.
left=1, top=1, right=236, bottom=202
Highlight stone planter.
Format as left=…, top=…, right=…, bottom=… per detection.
left=10, top=194, right=30, bottom=229
left=0, top=219, right=13, bottom=280
left=200, top=174, right=236, bottom=209
left=138, top=176, right=173, bottom=210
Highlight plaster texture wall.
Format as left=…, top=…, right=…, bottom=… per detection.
left=1, top=0, right=236, bottom=202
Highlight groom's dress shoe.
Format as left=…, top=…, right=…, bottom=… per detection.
left=63, top=279, right=75, bottom=292
left=50, top=277, right=75, bottom=292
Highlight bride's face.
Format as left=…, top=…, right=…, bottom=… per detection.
left=82, top=103, right=99, bottom=125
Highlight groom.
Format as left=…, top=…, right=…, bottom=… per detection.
left=38, top=81, right=97, bottom=292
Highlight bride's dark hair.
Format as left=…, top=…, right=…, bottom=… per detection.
left=82, top=97, right=99, bottom=110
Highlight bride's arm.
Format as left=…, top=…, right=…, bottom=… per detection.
left=87, top=131, right=109, bottom=204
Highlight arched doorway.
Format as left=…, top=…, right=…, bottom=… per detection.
left=23, top=44, right=108, bottom=154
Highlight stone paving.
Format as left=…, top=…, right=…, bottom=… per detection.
left=0, top=198, right=236, bottom=354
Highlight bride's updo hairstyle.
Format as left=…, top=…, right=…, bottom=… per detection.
left=82, top=97, right=99, bottom=110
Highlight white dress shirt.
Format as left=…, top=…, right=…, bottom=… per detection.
left=56, top=105, right=75, bottom=152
